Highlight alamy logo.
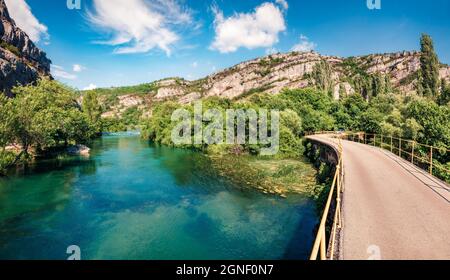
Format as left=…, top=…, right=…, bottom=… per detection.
left=171, top=102, right=280, bottom=156
left=67, top=0, right=81, bottom=10
left=367, top=245, right=382, bottom=260
left=367, top=0, right=381, bottom=10
left=67, top=245, right=81, bottom=260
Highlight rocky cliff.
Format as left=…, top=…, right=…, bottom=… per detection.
left=0, top=0, right=51, bottom=96
left=153, top=51, right=450, bottom=103
left=97, top=50, right=450, bottom=117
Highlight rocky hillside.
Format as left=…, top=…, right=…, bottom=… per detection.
left=151, top=51, right=450, bottom=103
left=0, top=0, right=51, bottom=96
left=96, top=50, right=450, bottom=118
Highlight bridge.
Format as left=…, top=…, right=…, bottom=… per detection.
left=307, top=133, right=450, bottom=260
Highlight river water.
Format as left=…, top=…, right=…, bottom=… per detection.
left=0, top=135, right=318, bottom=260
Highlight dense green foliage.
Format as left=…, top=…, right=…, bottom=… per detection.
left=340, top=57, right=393, bottom=99
left=84, top=83, right=156, bottom=113
left=82, top=90, right=102, bottom=133
left=99, top=117, right=127, bottom=133
left=80, top=83, right=153, bottom=132
left=0, top=80, right=99, bottom=174
left=78, top=85, right=147, bottom=133
left=419, top=34, right=440, bottom=98
left=142, top=96, right=305, bottom=159
left=309, top=60, right=333, bottom=94
left=142, top=86, right=449, bottom=181
left=438, top=79, right=450, bottom=106
left=87, top=83, right=157, bottom=97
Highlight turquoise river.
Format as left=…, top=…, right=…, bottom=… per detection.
left=0, top=135, right=318, bottom=260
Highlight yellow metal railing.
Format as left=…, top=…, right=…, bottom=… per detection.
left=308, top=131, right=449, bottom=260
left=343, top=132, right=450, bottom=177
left=309, top=134, right=344, bottom=260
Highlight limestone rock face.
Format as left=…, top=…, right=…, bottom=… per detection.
left=203, top=52, right=338, bottom=99
left=100, top=94, right=149, bottom=118
left=92, top=51, right=450, bottom=121
left=0, top=0, right=51, bottom=96
left=152, top=51, right=450, bottom=103
left=440, top=66, right=450, bottom=83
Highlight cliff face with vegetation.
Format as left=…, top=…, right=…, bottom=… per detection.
left=94, top=50, right=450, bottom=119
left=152, top=51, right=450, bottom=102
left=0, top=0, right=52, bottom=96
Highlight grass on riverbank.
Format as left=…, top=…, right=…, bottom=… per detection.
left=209, top=154, right=325, bottom=198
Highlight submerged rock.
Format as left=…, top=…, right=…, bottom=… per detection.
left=67, top=145, right=90, bottom=156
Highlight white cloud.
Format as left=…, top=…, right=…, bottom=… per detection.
left=51, top=65, right=77, bottom=80
left=4, top=0, right=49, bottom=43
left=87, top=0, right=194, bottom=55
left=191, top=61, right=198, bottom=68
left=265, top=47, right=279, bottom=55
left=211, top=3, right=286, bottom=53
left=83, top=84, right=98, bottom=91
left=73, top=64, right=86, bottom=72
left=291, top=35, right=317, bottom=52
left=275, top=0, right=289, bottom=10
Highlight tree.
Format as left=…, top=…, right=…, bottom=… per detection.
left=341, top=94, right=368, bottom=119
left=380, top=122, right=402, bottom=137
left=9, top=79, right=94, bottom=155
left=371, top=73, right=391, bottom=97
left=369, top=93, right=397, bottom=115
left=405, top=99, right=449, bottom=147
left=300, top=106, right=335, bottom=132
left=384, top=75, right=392, bottom=94
left=0, top=94, right=13, bottom=147
left=402, top=118, right=423, bottom=141
left=438, top=79, right=450, bottom=106
left=371, top=74, right=384, bottom=97
left=280, top=109, right=302, bottom=137
left=278, top=127, right=303, bottom=158
left=357, top=109, right=384, bottom=133
left=82, top=90, right=102, bottom=133
left=0, top=95, right=16, bottom=174
left=349, top=75, right=372, bottom=100
left=311, top=60, right=333, bottom=94
left=419, top=34, right=440, bottom=98
left=332, top=106, right=353, bottom=130
left=338, top=84, right=346, bottom=98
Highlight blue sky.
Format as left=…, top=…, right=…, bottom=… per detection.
left=7, top=0, right=450, bottom=90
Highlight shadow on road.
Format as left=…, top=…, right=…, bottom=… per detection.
left=379, top=149, right=450, bottom=204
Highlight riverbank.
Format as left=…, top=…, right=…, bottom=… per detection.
left=209, top=154, right=322, bottom=198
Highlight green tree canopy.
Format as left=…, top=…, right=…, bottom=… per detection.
left=419, top=34, right=440, bottom=98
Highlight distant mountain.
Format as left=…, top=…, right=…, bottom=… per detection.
left=93, top=50, right=450, bottom=118
left=0, top=0, right=52, bottom=96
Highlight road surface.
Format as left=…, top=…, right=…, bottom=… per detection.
left=308, top=135, right=450, bottom=260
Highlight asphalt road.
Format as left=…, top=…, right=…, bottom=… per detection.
left=308, top=135, right=450, bottom=260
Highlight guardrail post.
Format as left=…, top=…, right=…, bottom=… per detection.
left=364, top=133, right=367, bottom=144
left=320, top=227, right=326, bottom=260
left=430, top=147, right=433, bottom=175
left=399, top=139, right=402, bottom=157
left=381, top=135, right=383, bottom=148
left=411, top=141, right=415, bottom=163
left=390, top=136, right=393, bottom=152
